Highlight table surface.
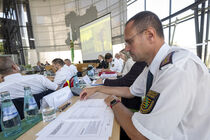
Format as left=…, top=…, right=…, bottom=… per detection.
left=17, top=92, right=120, bottom=140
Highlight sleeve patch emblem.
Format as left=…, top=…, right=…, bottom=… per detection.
left=159, top=51, right=175, bottom=70
left=140, top=90, right=160, bottom=114
left=112, top=64, right=114, bottom=67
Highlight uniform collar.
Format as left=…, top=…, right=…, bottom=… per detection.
left=4, top=73, right=22, bottom=82
left=149, top=43, right=170, bottom=75
left=64, top=65, right=69, bottom=68
left=56, top=66, right=63, bottom=73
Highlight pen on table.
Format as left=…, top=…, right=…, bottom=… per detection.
left=59, top=102, right=71, bottom=112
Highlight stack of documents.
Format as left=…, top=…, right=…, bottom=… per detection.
left=36, top=99, right=114, bottom=140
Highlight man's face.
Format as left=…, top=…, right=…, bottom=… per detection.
left=106, top=58, right=112, bottom=63
left=52, top=63, right=59, bottom=71
left=124, top=21, right=152, bottom=62
left=65, top=60, right=70, bottom=66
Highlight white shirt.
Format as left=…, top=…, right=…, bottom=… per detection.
left=130, top=43, right=210, bottom=140
left=118, top=58, right=124, bottom=67
left=54, top=65, right=73, bottom=88
left=122, top=58, right=135, bottom=75
left=0, top=73, right=58, bottom=99
left=110, top=58, right=122, bottom=73
left=66, top=64, right=78, bottom=76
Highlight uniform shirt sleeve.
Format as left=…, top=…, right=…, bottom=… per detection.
left=73, top=65, right=78, bottom=73
left=54, top=70, right=67, bottom=87
left=129, top=67, right=147, bottom=97
left=38, top=75, right=58, bottom=90
left=131, top=60, right=196, bottom=139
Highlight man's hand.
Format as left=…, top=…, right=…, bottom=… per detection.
left=47, top=76, right=54, bottom=81
left=80, top=87, right=98, bottom=100
left=95, top=78, right=103, bottom=84
left=104, top=95, right=120, bottom=107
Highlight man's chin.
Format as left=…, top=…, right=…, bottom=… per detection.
left=131, top=55, right=136, bottom=61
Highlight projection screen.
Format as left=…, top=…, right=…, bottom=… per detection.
left=80, top=14, right=112, bottom=61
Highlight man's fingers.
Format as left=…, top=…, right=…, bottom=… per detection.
left=80, top=92, right=87, bottom=100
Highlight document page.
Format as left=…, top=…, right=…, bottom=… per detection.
left=36, top=99, right=114, bottom=140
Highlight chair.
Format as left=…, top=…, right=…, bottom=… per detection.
left=63, top=75, right=77, bottom=88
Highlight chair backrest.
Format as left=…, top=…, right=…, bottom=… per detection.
left=63, top=75, right=78, bottom=88
left=12, top=98, right=24, bottom=120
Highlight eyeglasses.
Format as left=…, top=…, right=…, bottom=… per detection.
left=124, top=29, right=147, bottom=46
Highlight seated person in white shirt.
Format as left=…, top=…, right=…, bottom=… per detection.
left=115, top=53, right=124, bottom=68
left=80, top=11, right=210, bottom=140
left=64, top=59, right=78, bottom=76
left=0, top=56, right=58, bottom=100
left=103, top=53, right=122, bottom=73
left=120, top=49, right=135, bottom=75
left=52, top=58, right=73, bottom=88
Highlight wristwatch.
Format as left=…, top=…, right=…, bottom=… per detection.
left=110, top=99, right=120, bottom=108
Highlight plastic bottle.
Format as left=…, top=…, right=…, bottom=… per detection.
left=0, top=91, right=22, bottom=137
left=23, top=86, right=39, bottom=123
left=73, top=76, right=79, bottom=87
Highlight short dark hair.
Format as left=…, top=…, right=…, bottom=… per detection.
left=52, top=58, right=65, bottom=66
left=98, top=55, right=104, bottom=60
left=64, top=59, right=71, bottom=62
left=126, top=11, right=164, bottom=38
left=0, top=56, right=14, bottom=75
left=105, top=53, right=113, bottom=60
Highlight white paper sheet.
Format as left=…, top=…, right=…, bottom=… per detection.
left=36, top=99, right=114, bottom=140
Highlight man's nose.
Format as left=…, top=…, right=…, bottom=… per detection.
left=124, top=45, right=130, bottom=52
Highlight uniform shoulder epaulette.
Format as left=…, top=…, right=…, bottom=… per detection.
left=159, top=51, right=175, bottom=70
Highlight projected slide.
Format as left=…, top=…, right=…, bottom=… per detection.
left=80, top=14, right=112, bottom=60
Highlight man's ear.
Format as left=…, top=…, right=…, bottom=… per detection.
left=12, top=64, right=20, bottom=72
left=145, top=27, right=156, bottom=43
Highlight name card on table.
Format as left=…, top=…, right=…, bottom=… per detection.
left=82, top=75, right=92, bottom=85
left=43, top=87, right=73, bottom=109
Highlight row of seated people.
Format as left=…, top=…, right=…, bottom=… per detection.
left=48, top=58, right=77, bottom=88
left=0, top=53, right=145, bottom=139
left=96, top=49, right=135, bottom=76
left=0, top=51, right=145, bottom=139
left=0, top=57, right=59, bottom=120
left=0, top=57, right=79, bottom=120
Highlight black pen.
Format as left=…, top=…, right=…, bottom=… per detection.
left=59, top=102, right=71, bottom=112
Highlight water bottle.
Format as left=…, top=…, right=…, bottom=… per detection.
left=73, top=76, right=79, bottom=87
left=87, top=68, right=94, bottom=77
left=23, top=86, right=39, bottom=123
left=0, top=91, right=22, bottom=137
